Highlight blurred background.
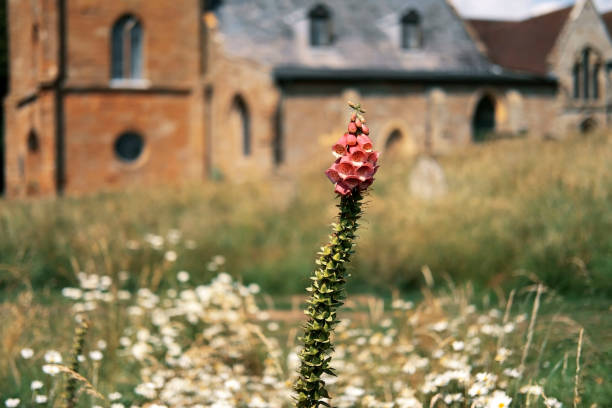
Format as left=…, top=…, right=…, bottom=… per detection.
left=0, top=1, right=611, bottom=406
left=1, top=0, right=610, bottom=295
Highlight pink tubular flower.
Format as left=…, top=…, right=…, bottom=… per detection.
left=346, top=134, right=357, bottom=146
left=332, top=143, right=346, bottom=158
left=325, top=167, right=341, bottom=183
left=358, top=178, right=374, bottom=191
left=357, top=135, right=373, bottom=152
left=368, top=151, right=380, bottom=164
left=349, top=148, right=368, bottom=166
left=334, top=182, right=352, bottom=196
left=326, top=105, right=379, bottom=196
left=343, top=175, right=361, bottom=189
left=335, top=157, right=355, bottom=178
left=356, top=162, right=374, bottom=180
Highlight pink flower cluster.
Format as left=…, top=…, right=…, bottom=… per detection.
left=325, top=113, right=379, bottom=196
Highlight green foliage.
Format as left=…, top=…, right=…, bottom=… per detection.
left=294, top=193, right=363, bottom=407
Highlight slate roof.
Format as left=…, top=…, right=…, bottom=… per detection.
left=213, top=0, right=496, bottom=76
left=467, top=7, right=572, bottom=75
left=602, top=10, right=612, bottom=37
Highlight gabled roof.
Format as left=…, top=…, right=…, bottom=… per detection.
left=468, top=7, right=572, bottom=75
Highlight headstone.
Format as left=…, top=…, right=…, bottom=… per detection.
left=409, top=156, right=447, bottom=200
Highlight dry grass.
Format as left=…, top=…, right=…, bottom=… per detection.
left=1, top=132, right=611, bottom=297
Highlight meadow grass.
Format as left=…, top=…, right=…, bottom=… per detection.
left=0, top=132, right=610, bottom=296
left=1, top=128, right=611, bottom=405
left=0, top=270, right=609, bottom=407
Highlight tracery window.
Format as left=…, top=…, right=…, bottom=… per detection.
left=573, top=47, right=602, bottom=101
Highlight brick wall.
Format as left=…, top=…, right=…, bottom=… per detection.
left=65, top=0, right=200, bottom=87
left=62, top=92, right=195, bottom=193
left=4, top=0, right=204, bottom=197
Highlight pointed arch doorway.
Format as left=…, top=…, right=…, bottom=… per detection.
left=472, top=95, right=496, bottom=142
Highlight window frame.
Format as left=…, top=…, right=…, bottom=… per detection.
left=111, top=14, right=144, bottom=81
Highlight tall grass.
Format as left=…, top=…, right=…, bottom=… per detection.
left=0, top=132, right=610, bottom=296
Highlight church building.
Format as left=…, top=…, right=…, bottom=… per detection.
left=2, top=0, right=610, bottom=197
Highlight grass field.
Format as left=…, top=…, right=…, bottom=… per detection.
left=0, top=132, right=611, bottom=406
left=1, top=132, right=611, bottom=296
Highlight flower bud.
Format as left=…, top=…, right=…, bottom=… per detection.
left=361, top=124, right=370, bottom=135
left=348, top=122, right=358, bottom=134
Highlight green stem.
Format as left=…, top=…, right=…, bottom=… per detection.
left=294, top=192, right=363, bottom=407
left=63, top=319, right=89, bottom=408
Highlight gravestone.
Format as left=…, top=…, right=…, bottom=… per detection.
left=409, top=156, right=447, bottom=200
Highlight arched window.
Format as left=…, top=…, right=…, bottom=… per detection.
left=111, top=15, right=143, bottom=79
left=309, top=4, right=333, bottom=47
left=385, top=129, right=403, bottom=153
left=472, top=95, right=496, bottom=142
left=27, top=129, right=40, bottom=153
left=401, top=10, right=422, bottom=50
left=232, top=96, right=251, bottom=156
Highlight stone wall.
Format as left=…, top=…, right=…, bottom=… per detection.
left=278, top=82, right=558, bottom=171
